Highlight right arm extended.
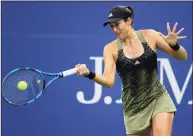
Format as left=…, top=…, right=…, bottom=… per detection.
left=75, top=44, right=116, bottom=88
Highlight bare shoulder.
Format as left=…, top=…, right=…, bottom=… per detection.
left=104, top=39, right=118, bottom=51
left=140, top=29, right=158, bottom=37
left=138, top=29, right=159, bottom=52
left=103, top=39, right=118, bottom=61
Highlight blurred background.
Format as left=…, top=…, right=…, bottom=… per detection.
left=1, top=1, right=192, bottom=136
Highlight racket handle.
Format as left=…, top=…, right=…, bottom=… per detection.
left=61, top=68, right=77, bottom=77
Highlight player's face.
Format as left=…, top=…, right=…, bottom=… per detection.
left=110, top=19, right=131, bottom=40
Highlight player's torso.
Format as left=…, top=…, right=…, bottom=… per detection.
left=110, top=30, right=166, bottom=114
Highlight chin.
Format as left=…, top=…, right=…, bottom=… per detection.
left=118, top=35, right=125, bottom=40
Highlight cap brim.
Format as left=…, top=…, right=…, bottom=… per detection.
left=103, top=18, right=122, bottom=27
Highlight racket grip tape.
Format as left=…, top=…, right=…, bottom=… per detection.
left=61, top=68, right=77, bottom=77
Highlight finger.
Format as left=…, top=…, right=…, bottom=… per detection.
left=76, top=64, right=83, bottom=74
left=82, top=64, right=87, bottom=69
left=75, top=64, right=80, bottom=68
left=81, top=65, right=89, bottom=76
left=176, top=28, right=184, bottom=35
left=78, top=65, right=83, bottom=75
left=79, top=65, right=86, bottom=75
left=76, top=70, right=81, bottom=75
left=172, top=22, right=178, bottom=33
left=167, top=22, right=171, bottom=34
left=177, top=36, right=187, bottom=40
left=76, top=67, right=81, bottom=75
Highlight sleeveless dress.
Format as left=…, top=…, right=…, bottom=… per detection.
left=116, top=31, right=177, bottom=134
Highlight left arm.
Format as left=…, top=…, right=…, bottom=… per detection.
left=153, top=22, right=188, bottom=60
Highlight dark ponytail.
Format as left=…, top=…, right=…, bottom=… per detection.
left=126, top=5, right=134, bottom=19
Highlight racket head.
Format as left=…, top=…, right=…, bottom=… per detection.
left=2, top=68, right=45, bottom=106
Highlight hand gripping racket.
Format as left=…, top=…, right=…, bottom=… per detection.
left=2, top=67, right=77, bottom=106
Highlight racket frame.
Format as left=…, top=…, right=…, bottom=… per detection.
left=2, top=67, right=77, bottom=106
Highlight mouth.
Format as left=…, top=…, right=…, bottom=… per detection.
left=117, top=33, right=122, bottom=36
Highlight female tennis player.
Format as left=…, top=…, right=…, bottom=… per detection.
left=75, top=5, right=187, bottom=136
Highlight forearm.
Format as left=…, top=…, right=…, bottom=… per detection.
left=85, top=71, right=114, bottom=88
left=92, top=74, right=114, bottom=88
left=171, top=45, right=188, bottom=60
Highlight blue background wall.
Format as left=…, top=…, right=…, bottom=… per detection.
left=1, top=2, right=192, bottom=136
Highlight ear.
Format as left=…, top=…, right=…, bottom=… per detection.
left=126, top=17, right=132, bottom=26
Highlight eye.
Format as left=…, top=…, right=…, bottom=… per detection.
left=114, top=22, right=119, bottom=27
left=110, top=22, right=119, bottom=28
left=110, top=24, right=114, bottom=28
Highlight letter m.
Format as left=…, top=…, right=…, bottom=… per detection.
left=158, top=58, right=192, bottom=104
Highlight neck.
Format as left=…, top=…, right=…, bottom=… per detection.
left=122, top=28, right=138, bottom=43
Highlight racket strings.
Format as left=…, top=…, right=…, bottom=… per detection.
left=2, top=70, right=44, bottom=105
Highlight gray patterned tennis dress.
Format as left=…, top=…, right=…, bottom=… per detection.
left=116, top=31, right=177, bottom=134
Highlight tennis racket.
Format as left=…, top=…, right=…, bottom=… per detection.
left=2, top=67, right=77, bottom=106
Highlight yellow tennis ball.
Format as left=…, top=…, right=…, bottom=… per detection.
left=37, top=80, right=41, bottom=84
left=17, top=81, right=28, bottom=91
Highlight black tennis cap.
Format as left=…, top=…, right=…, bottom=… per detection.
left=103, top=5, right=134, bottom=27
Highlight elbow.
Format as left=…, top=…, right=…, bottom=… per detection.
left=105, top=81, right=114, bottom=88
left=175, top=55, right=188, bottom=61
left=172, top=51, right=188, bottom=61
left=184, top=52, right=188, bottom=60
left=179, top=53, right=188, bottom=61
left=106, top=84, right=113, bottom=88
left=182, top=54, right=188, bottom=61
left=105, top=84, right=113, bottom=88
left=179, top=47, right=188, bottom=61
